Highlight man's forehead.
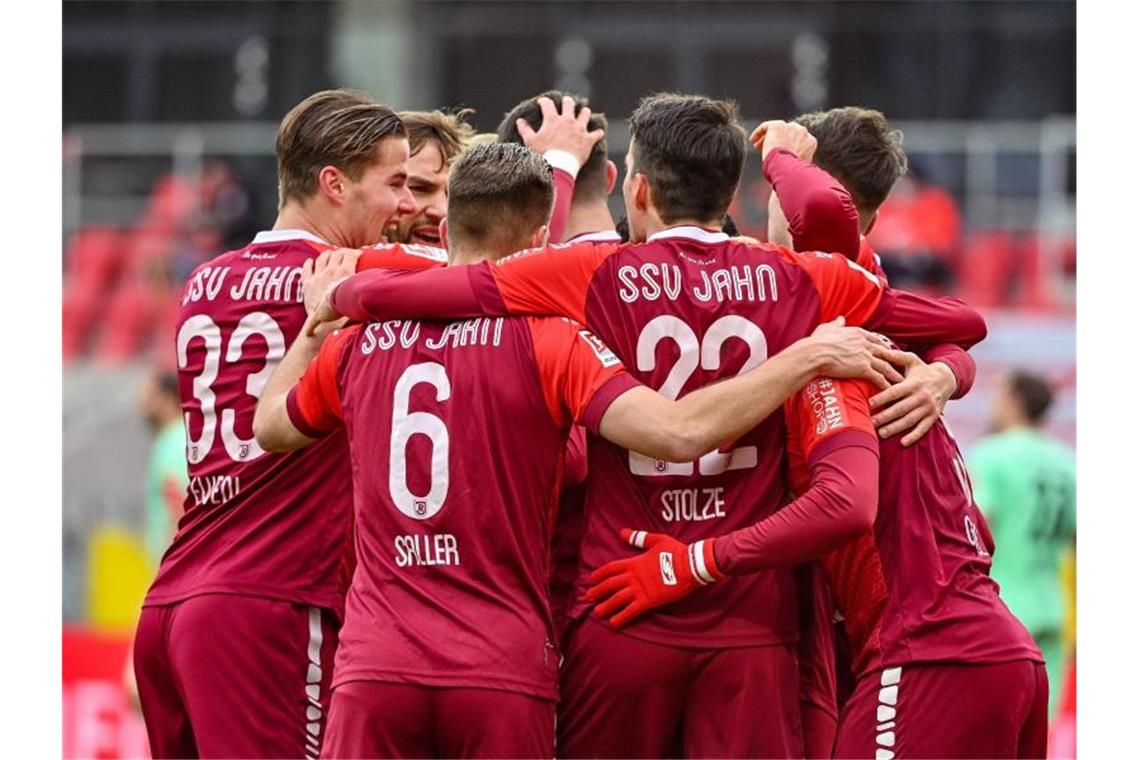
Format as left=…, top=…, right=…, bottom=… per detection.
left=409, top=139, right=449, bottom=176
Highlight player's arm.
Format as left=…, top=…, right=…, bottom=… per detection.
left=790, top=249, right=989, bottom=349
left=764, top=148, right=860, bottom=260
left=587, top=379, right=880, bottom=628
left=253, top=324, right=352, bottom=453
left=312, top=240, right=614, bottom=334
left=597, top=322, right=899, bottom=463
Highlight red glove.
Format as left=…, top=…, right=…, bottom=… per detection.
left=585, top=528, right=725, bottom=628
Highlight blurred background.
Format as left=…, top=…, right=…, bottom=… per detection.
left=62, top=1, right=1075, bottom=757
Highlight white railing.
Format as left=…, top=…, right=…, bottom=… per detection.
left=63, top=115, right=1075, bottom=238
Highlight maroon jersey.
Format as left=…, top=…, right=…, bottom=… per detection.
left=328, top=225, right=989, bottom=648
left=145, top=230, right=444, bottom=615
left=785, top=379, right=1042, bottom=677
left=484, top=226, right=883, bottom=648
left=288, top=316, right=638, bottom=700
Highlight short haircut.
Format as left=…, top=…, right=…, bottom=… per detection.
left=1008, top=369, right=1055, bottom=425
left=446, top=142, right=555, bottom=253
left=400, top=108, right=477, bottom=171
left=275, top=89, right=405, bottom=208
left=498, top=90, right=609, bottom=202
left=629, top=93, right=746, bottom=225
left=794, top=107, right=907, bottom=223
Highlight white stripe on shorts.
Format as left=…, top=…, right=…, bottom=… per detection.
left=304, top=607, right=324, bottom=760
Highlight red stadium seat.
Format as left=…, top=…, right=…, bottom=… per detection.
left=65, top=227, right=127, bottom=292
left=958, top=230, right=1016, bottom=307
left=62, top=282, right=100, bottom=362
left=1015, top=233, right=1066, bottom=311
left=92, top=282, right=162, bottom=364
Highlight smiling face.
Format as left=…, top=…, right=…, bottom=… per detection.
left=387, top=139, right=449, bottom=246
left=340, top=136, right=417, bottom=247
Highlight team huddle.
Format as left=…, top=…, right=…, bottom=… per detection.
left=134, top=87, right=1047, bottom=759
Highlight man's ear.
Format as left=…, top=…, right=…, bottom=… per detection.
left=604, top=160, right=618, bottom=195
left=532, top=224, right=550, bottom=249
left=440, top=217, right=449, bottom=249
left=635, top=174, right=650, bottom=212
left=863, top=210, right=879, bottom=236
left=317, top=165, right=347, bottom=206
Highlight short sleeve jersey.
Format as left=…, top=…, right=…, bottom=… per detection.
left=288, top=315, right=637, bottom=700
left=465, top=226, right=885, bottom=647
left=784, top=377, right=1042, bottom=676
left=145, top=231, right=444, bottom=616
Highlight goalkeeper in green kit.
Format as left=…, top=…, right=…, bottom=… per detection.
left=969, top=368, right=1075, bottom=716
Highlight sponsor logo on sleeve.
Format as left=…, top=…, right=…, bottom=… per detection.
left=578, top=329, right=621, bottom=368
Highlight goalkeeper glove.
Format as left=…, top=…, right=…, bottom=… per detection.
left=585, top=528, right=725, bottom=628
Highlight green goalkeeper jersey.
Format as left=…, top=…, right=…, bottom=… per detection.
left=967, top=428, right=1076, bottom=635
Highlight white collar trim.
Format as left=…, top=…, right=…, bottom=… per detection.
left=647, top=225, right=729, bottom=244
left=252, top=229, right=329, bottom=245
left=566, top=230, right=623, bottom=244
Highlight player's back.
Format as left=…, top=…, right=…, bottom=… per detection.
left=327, top=314, right=619, bottom=700
left=795, top=411, right=1043, bottom=675
left=568, top=226, right=879, bottom=647
left=146, top=231, right=353, bottom=613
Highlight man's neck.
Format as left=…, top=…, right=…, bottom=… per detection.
left=274, top=202, right=350, bottom=248
left=642, top=216, right=723, bottom=240
left=563, top=202, right=617, bottom=241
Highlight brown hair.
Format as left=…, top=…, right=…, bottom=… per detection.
left=446, top=142, right=554, bottom=256
left=794, top=107, right=907, bottom=225
left=498, top=90, right=609, bottom=202
left=400, top=108, right=477, bottom=170
left=629, top=93, right=746, bottom=225
left=1008, top=369, right=1055, bottom=425
left=275, top=89, right=405, bottom=208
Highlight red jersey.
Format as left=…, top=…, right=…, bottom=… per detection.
left=784, top=378, right=1042, bottom=677
left=287, top=315, right=638, bottom=700
left=477, top=227, right=884, bottom=648
left=145, top=231, right=443, bottom=616
left=328, top=226, right=989, bottom=647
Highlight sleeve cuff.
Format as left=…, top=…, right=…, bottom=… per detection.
left=581, top=373, right=642, bottom=434
left=806, top=429, right=879, bottom=469
left=286, top=387, right=333, bottom=440
left=543, top=149, right=582, bottom=179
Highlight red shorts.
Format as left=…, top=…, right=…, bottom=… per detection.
left=134, top=594, right=338, bottom=759
left=834, top=660, right=1048, bottom=759
left=557, top=617, right=802, bottom=758
left=322, top=680, right=555, bottom=758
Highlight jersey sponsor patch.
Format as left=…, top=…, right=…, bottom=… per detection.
left=578, top=329, right=621, bottom=368
left=396, top=244, right=448, bottom=262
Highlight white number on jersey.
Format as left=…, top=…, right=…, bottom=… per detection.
left=629, top=315, right=768, bottom=477
left=389, top=362, right=452, bottom=520
left=177, top=312, right=286, bottom=464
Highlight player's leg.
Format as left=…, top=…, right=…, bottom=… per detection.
left=435, top=687, right=555, bottom=758
left=133, top=605, right=197, bottom=758
left=682, top=642, right=803, bottom=758
left=841, top=661, right=1041, bottom=759
left=166, top=595, right=338, bottom=759
left=832, top=671, right=880, bottom=759
left=322, top=681, right=432, bottom=759
left=1016, top=662, right=1050, bottom=759
left=557, top=616, right=691, bottom=758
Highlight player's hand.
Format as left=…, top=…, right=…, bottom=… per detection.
left=869, top=352, right=958, bottom=446
left=805, top=318, right=904, bottom=391
left=585, top=529, right=723, bottom=628
left=303, top=248, right=361, bottom=316
left=750, top=120, right=817, bottom=162
left=302, top=249, right=359, bottom=337
left=517, top=95, right=606, bottom=167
